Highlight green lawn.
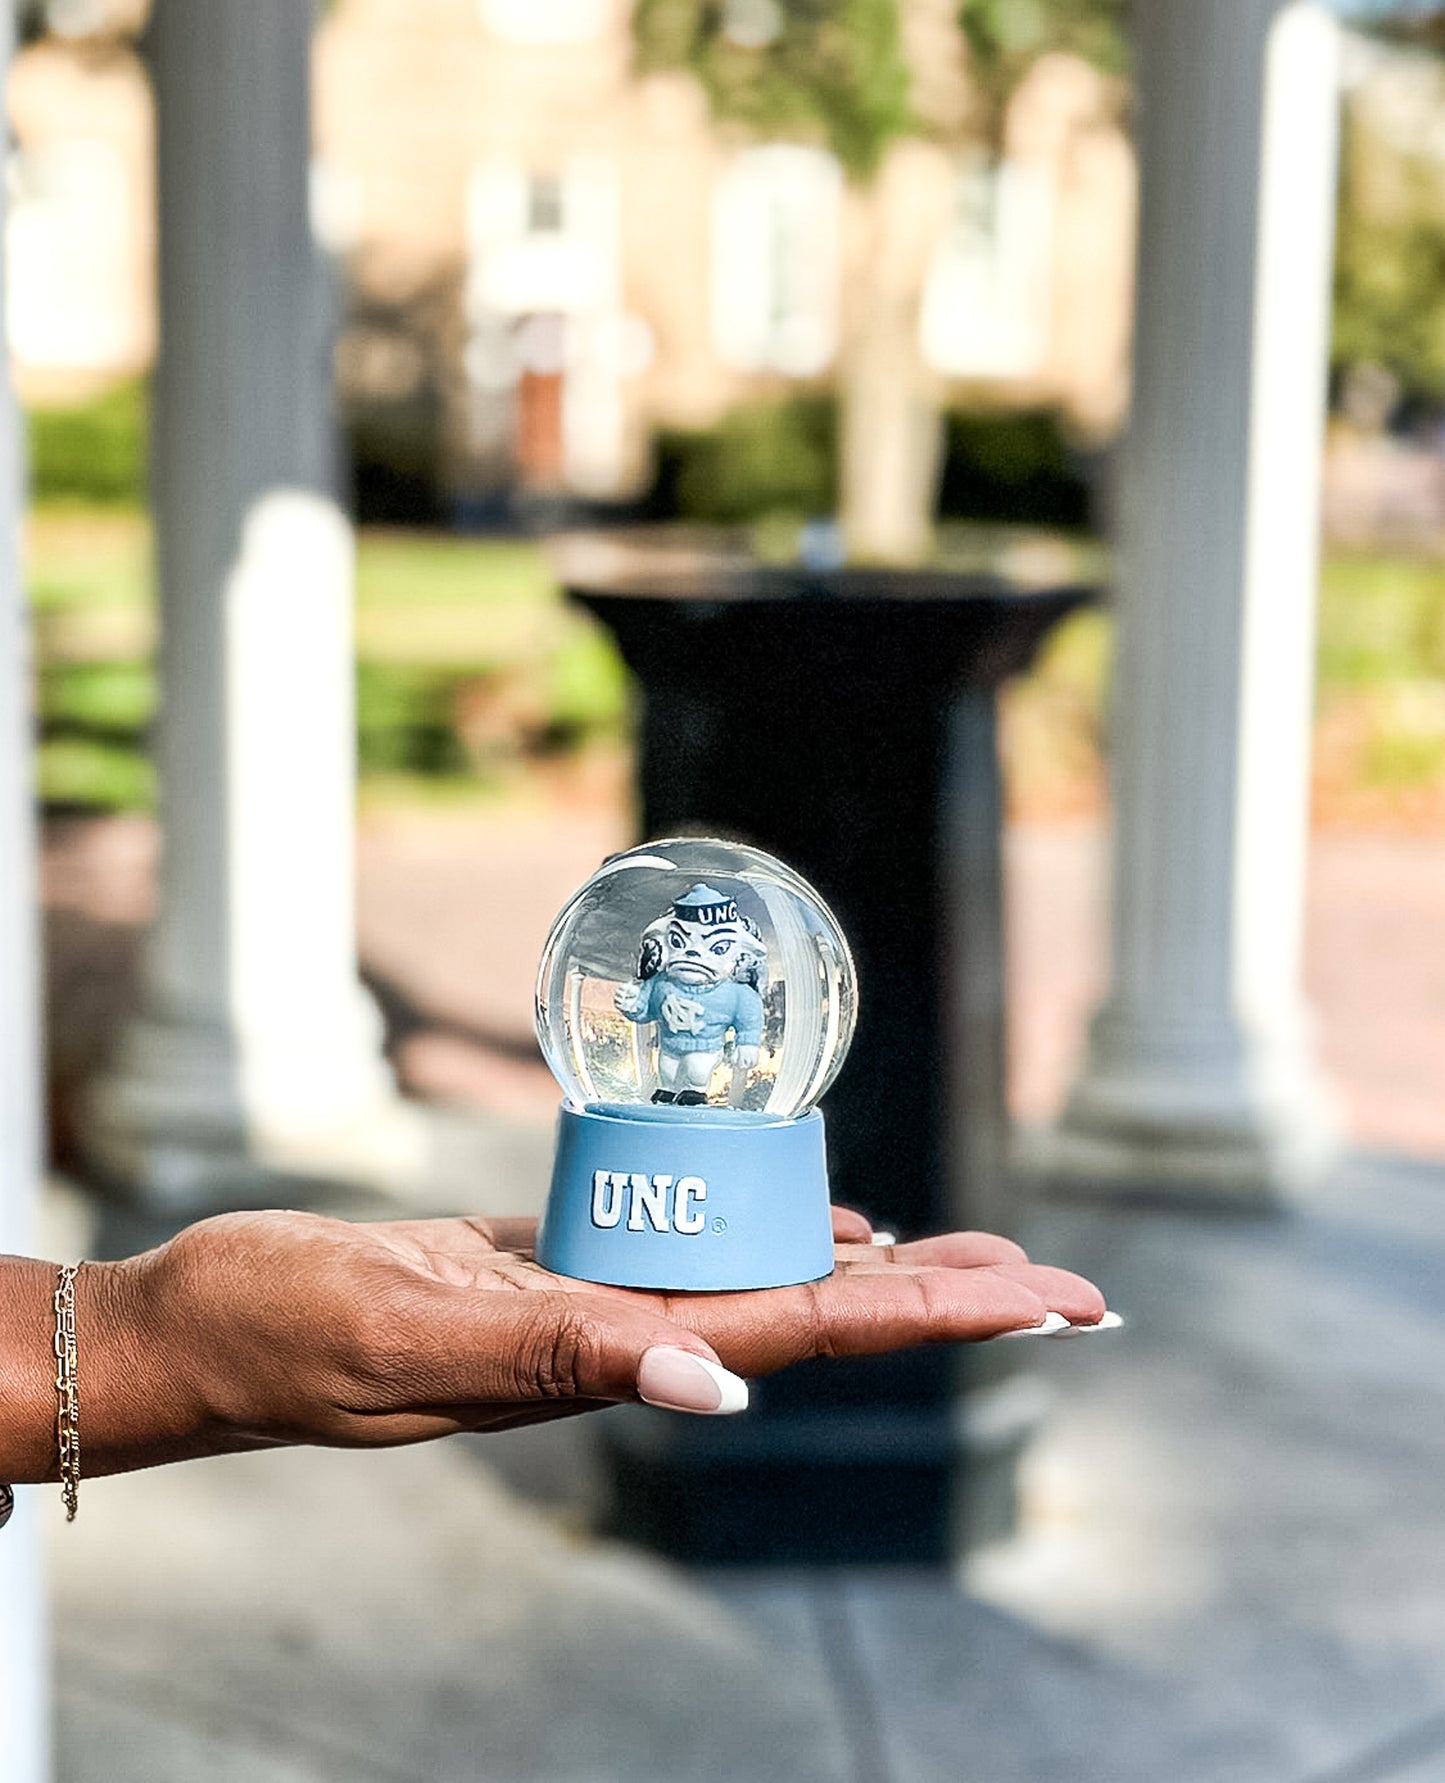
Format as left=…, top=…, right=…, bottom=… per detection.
left=1317, top=552, right=1445, bottom=686
left=27, top=508, right=628, bottom=810
left=1003, top=551, right=1445, bottom=821
left=26, top=504, right=1445, bottom=819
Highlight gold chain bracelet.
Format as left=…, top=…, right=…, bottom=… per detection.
left=53, top=1264, right=82, bottom=1521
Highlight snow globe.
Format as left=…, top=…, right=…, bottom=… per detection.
left=534, top=837, right=857, bottom=1291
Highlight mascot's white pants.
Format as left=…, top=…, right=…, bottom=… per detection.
left=658, top=1049, right=718, bottom=1091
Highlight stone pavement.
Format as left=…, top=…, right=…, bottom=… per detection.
left=42, top=1147, right=1445, bottom=1783
left=36, top=808, right=1445, bottom=1779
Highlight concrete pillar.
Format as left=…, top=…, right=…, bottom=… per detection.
left=0, top=2, right=51, bottom=1769
left=1047, top=1, right=1342, bottom=1202
left=86, top=0, right=418, bottom=1209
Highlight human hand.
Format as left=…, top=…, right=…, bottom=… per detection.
left=0, top=1208, right=1106, bottom=1482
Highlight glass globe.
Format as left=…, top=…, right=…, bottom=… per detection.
left=535, top=837, right=857, bottom=1120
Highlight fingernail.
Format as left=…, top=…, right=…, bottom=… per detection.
left=638, top=1347, right=749, bottom=1415
left=1048, top=1309, right=1124, bottom=1339
left=870, top=1231, right=897, bottom=1247
left=995, top=1311, right=1071, bottom=1339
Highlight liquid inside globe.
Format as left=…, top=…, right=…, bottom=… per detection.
left=535, top=837, right=857, bottom=1120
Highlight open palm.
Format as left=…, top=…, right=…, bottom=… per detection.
left=106, top=1205, right=1105, bottom=1463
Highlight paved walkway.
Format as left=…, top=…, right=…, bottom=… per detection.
left=43, top=1148, right=1445, bottom=1783
left=35, top=808, right=1445, bottom=1779
left=39, top=809, right=1445, bottom=1159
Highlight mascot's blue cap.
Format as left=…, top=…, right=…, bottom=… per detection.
left=672, top=883, right=738, bottom=926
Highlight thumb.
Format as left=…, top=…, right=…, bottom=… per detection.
left=637, top=1344, right=749, bottom=1415
left=489, top=1291, right=750, bottom=1417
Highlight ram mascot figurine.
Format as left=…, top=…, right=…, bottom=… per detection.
left=613, top=883, right=767, bottom=1105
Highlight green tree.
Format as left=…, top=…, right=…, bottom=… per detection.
left=1332, top=106, right=1445, bottom=402
left=634, top=0, right=913, bottom=179
left=635, top=0, right=1127, bottom=558
left=959, top=0, right=1127, bottom=146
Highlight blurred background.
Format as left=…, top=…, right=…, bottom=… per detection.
left=8, top=0, right=1445, bottom=1778
left=26, top=0, right=1445, bottom=1145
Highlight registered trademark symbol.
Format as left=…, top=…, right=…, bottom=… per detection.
left=711, top=1217, right=728, bottom=1234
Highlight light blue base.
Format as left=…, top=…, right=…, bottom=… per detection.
left=536, top=1102, right=834, bottom=1291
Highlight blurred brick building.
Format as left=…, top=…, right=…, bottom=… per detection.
left=7, top=0, right=1137, bottom=506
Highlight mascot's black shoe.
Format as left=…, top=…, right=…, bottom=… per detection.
left=674, top=1091, right=708, bottom=1107
left=651, top=1089, right=677, bottom=1104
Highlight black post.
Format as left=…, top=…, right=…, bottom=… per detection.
left=567, top=554, right=1092, bottom=1563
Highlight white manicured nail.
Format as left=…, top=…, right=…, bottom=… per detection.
left=638, top=1347, right=749, bottom=1415
left=995, top=1311, right=1071, bottom=1339
left=870, top=1231, right=897, bottom=1247
left=1048, top=1310, right=1124, bottom=1338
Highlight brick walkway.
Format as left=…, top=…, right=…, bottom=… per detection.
left=1005, top=821, right=1445, bottom=1159
left=38, top=804, right=1445, bottom=1164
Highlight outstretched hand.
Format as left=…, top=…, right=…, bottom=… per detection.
left=62, top=1204, right=1107, bottom=1479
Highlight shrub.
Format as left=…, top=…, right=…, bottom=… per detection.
left=27, top=381, right=147, bottom=506
left=652, top=397, right=838, bottom=524
left=936, top=409, right=1093, bottom=528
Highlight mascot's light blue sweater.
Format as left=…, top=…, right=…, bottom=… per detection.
left=621, top=973, right=764, bottom=1056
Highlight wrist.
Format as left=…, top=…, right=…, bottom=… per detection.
left=0, top=1257, right=62, bottom=1481
left=0, top=1256, right=178, bottom=1483
left=73, top=1246, right=258, bottom=1476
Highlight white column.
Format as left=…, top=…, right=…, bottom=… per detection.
left=0, top=2, right=51, bottom=1770
left=1048, top=0, right=1342, bottom=1202
left=85, top=0, right=419, bottom=1209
